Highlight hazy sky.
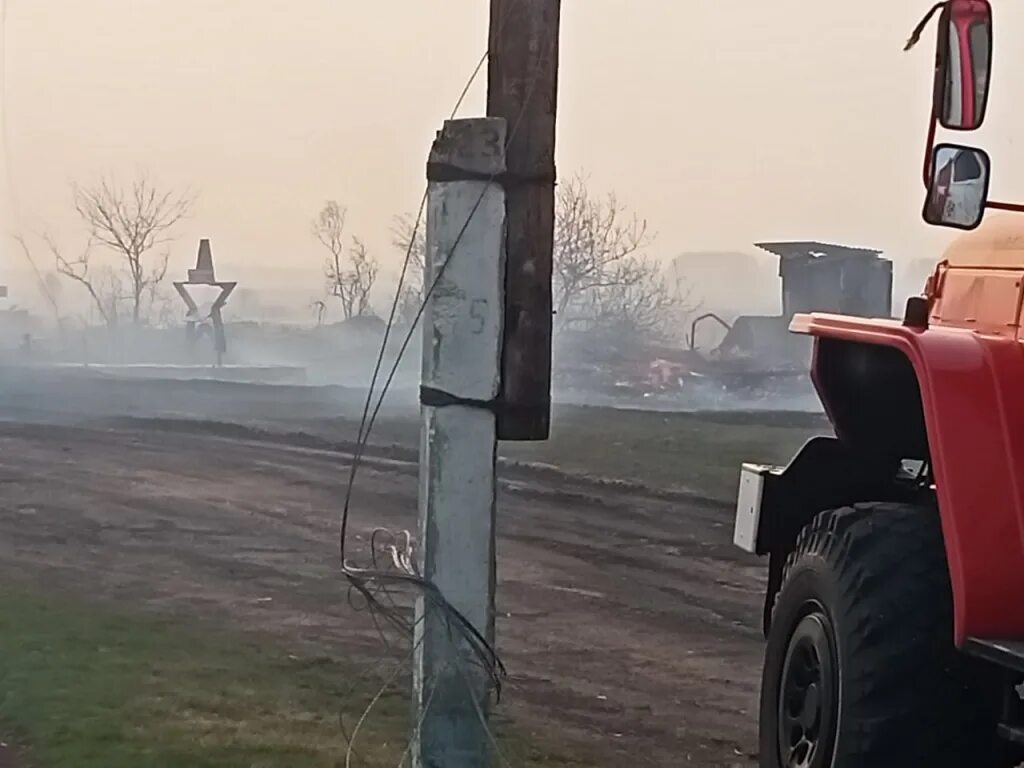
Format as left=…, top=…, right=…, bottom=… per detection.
left=4, top=1, right=1024, bottom=313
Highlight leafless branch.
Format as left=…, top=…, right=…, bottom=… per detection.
left=554, top=173, right=653, bottom=322
left=312, top=200, right=347, bottom=264
left=348, top=237, right=379, bottom=318
left=72, top=174, right=192, bottom=326
left=391, top=213, right=427, bottom=328
left=391, top=213, right=426, bottom=277
left=315, top=201, right=379, bottom=320
left=46, top=234, right=120, bottom=328
left=554, top=172, right=699, bottom=342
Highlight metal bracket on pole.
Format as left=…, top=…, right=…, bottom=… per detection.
left=413, top=117, right=507, bottom=768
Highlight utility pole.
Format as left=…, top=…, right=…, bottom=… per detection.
left=488, top=0, right=561, bottom=441
left=412, top=4, right=560, bottom=762
left=413, top=117, right=507, bottom=768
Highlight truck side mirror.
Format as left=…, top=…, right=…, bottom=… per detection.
left=923, top=143, right=990, bottom=230
left=936, top=0, right=992, bottom=130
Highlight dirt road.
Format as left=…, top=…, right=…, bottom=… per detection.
left=0, top=417, right=764, bottom=766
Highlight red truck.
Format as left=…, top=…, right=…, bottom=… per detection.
left=733, top=2, right=1024, bottom=766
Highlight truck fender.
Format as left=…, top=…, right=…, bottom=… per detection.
left=797, top=314, right=1024, bottom=644
left=741, top=436, right=898, bottom=635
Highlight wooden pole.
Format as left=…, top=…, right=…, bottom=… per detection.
left=487, top=0, right=561, bottom=441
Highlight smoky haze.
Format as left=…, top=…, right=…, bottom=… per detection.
left=0, top=9, right=1016, bottom=766
left=5, top=0, right=1024, bottom=316
left=0, top=0, right=1021, bottom=418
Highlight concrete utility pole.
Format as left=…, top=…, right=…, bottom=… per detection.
left=412, top=4, right=560, bottom=762
left=413, top=117, right=507, bottom=768
left=488, top=0, right=561, bottom=441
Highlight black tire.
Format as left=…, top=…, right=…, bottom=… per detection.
left=759, top=502, right=1002, bottom=768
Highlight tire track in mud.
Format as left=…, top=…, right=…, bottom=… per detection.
left=0, top=420, right=764, bottom=767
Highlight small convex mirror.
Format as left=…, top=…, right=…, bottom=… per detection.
left=923, top=144, right=990, bottom=230
left=938, top=0, right=992, bottom=130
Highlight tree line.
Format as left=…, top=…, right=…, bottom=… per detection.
left=17, top=170, right=697, bottom=345
left=324, top=171, right=697, bottom=345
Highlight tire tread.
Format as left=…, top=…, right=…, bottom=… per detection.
left=764, top=502, right=999, bottom=767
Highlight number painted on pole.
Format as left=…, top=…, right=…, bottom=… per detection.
left=470, top=299, right=488, bottom=334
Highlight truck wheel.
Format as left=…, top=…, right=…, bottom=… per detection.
left=758, top=502, right=1001, bottom=768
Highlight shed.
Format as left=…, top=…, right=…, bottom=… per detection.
left=755, top=241, right=893, bottom=320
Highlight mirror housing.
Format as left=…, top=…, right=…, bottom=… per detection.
left=935, top=0, right=993, bottom=130
left=923, top=143, right=990, bottom=230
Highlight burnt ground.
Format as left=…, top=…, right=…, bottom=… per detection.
left=0, top=373, right=793, bottom=767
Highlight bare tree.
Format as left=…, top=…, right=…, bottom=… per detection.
left=72, top=175, right=192, bottom=325
left=45, top=234, right=121, bottom=328
left=94, top=269, right=128, bottom=328
left=554, top=173, right=697, bottom=340
left=391, top=212, right=426, bottom=326
left=554, top=174, right=652, bottom=323
left=313, top=200, right=347, bottom=289
left=144, top=283, right=177, bottom=328
left=313, top=201, right=379, bottom=320
left=337, top=237, right=378, bottom=319
left=586, top=259, right=699, bottom=341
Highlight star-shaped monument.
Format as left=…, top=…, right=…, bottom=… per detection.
left=173, top=239, right=237, bottom=366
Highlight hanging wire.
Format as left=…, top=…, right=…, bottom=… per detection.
left=338, top=44, right=490, bottom=563
left=329, top=5, right=563, bottom=759
left=337, top=8, right=552, bottom=710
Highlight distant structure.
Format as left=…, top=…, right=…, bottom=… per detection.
left=0, top=284, right=31, bottom=356
left=173, top=239, right=237, bottom=366
left=715, top=241, right=892, bottom=366
left=757, top=241, right=893, bottom=319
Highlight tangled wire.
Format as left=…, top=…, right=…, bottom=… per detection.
left=334, top=9, right=551, bottom=761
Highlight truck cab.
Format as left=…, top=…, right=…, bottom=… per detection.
left=734, top=3, right=1024, bottom=766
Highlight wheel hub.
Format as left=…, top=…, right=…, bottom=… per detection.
left=778, top=609, right=838, bottom=768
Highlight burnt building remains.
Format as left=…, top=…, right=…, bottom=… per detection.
left=555, top=240, right=894, bottom=402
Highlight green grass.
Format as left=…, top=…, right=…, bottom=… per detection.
left=0, top=585, right=579, bottom=768
left=292, top=404, right=827, bottom=504
left=503, top=406, right=827, bottom=501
